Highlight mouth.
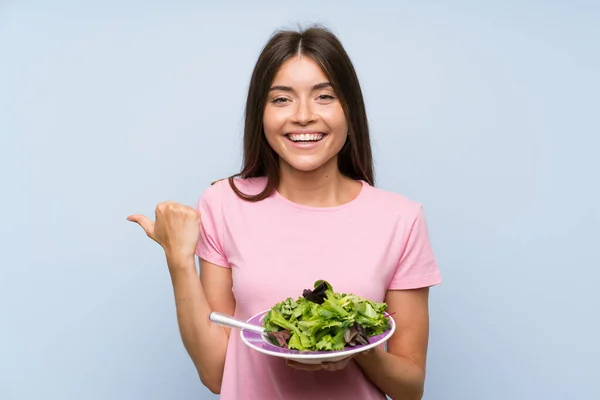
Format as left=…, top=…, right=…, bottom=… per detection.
left=285, top=132, right=326, bottom=143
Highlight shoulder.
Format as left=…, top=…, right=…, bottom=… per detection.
left=363, top=184, right=424, bottom=218
left=197, top=176, right=268, bottom=208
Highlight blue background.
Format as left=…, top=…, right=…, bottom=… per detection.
left=1, top=1, right=599, bottom=399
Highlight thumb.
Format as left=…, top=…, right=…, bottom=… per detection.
left=127, top=214, right=155, bottom=238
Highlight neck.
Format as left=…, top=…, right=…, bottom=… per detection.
left=277, top=159, right=361, bottom=207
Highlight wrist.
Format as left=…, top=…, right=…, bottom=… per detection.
left=167, top=260, right=199, bottom=288
left=165, top=251, right=196, bottom=270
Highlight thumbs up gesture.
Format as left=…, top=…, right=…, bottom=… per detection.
left=127, top=201, right=201, bottom=262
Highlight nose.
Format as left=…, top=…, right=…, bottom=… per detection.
left=293, top=98, right=317, bottom=126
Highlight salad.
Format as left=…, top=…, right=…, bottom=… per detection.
left=262, top=280, right=392, bottom=351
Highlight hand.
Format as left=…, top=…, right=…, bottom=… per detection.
left=286, top=357, right=352, bottom=372
left=127, top=201, right=201, bottom=262
left=285, top=349, right=375, bottom=372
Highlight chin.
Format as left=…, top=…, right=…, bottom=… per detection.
left=289, top=164, right=323, bottom=173
left=281, top=156, right=336, bottom=173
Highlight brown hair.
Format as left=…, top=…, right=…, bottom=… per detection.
left=227, top=25, right=374, bottom=201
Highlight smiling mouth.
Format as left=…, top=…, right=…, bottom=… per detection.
left=286, top=132, right=326, bottom=143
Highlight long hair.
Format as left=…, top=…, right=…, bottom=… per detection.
left=228, top=25, right=374, bottom=201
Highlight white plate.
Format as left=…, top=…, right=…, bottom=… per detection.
left=240, top=308, right=396, bottom=364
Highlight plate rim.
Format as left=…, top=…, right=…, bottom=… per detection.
left=240, top=308, right=396, bottom=360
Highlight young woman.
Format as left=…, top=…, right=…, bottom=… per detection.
left=128, top=26, right=441, bottom=400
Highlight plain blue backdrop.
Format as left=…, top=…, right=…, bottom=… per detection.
left=1, top=1, right=599, bottom=399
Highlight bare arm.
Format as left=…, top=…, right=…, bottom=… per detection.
left=354, top=288, right=431, bottom=400
left=127, top=201, right=235, bottom=395
left=168, top=256, right=235, bottom=394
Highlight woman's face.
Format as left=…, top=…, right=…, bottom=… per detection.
left=263, top=55, right=348, bottom=174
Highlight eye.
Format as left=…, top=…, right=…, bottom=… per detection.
left=317, top=94, right=335, bottom=101
left=271, top=97, right=289, bottom=104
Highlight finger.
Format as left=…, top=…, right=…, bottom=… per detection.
left=286, top=360, right=322, bottom=371
left=126, top=214, right=155, bottom=238
left=321, top=361, right=344, bottom=372
left=359, top=348, right=376, bottom=357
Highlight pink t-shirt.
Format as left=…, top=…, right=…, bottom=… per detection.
left=195, top=177, right=441, bottom=400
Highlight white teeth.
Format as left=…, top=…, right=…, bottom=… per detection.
left=288, top=133, right=324, bottom=142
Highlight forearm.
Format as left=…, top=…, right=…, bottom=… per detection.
left=167, top=256, right=229, bottom=393
left=354, top=347, right=425, bottom=400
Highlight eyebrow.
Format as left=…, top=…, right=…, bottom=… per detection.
left=269, top=82, right=332, bottom=92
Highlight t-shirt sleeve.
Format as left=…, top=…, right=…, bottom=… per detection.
left=388, top=204, right=442, bottom=290
left=194, top=185, right=230, bottom=268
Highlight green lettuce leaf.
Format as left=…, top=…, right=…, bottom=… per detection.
left=261, top=280, right=392, bottom=352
